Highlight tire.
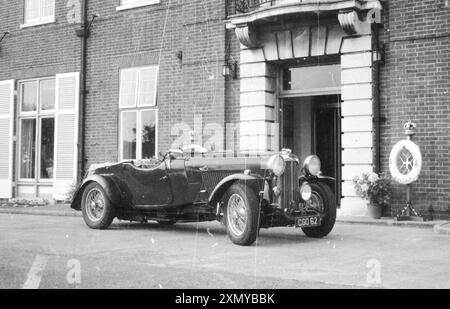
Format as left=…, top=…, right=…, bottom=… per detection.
left=81, top=182, right=115, bottom=229
left=224, top=183, right=260, bottom=246
left=157, top=220, right=176, bottom=226
left=302, top=182, right=336, bottom=238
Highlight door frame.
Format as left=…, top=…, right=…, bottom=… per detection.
left=279, top=95, right=342, bottom=207
left=15, top=77, right=56, bottom=198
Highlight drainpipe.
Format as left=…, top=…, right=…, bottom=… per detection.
left=77, top=0, right=88, bottom=183
left=373, top=26, right=382, bottom=174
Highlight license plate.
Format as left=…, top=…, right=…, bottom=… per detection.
left=295, top=216, right=321, bottom=228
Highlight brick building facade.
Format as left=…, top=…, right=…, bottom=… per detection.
left=0, top=0, right=449, bottom=219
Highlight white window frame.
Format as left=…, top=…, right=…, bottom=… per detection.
left=17, top=77, right=56, bottom=183
left=117, top=0, right=160, bottom=11
left=119, top=109, right=158, bottom=161
left=21, top=0, right=56, bottom=28
left=118, top=65, right=159, bottom=161
left=119, top=66, right=159, bottom=108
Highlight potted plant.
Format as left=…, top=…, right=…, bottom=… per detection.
left=353, top=172, right=391, bottom=219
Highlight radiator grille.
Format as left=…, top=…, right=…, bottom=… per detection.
left=280, top=160, right=299, bottom=210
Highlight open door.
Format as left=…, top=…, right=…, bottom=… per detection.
left=313, top=95, right=342, bottom=206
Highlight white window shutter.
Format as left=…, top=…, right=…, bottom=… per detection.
left=0, top=80, right=14, bottom=199
left=53, top=73, right=80, bottom=201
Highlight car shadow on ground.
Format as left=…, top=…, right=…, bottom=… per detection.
left=107, top=220, right=340, bottom=247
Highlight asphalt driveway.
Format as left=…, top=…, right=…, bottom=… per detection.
left=0, top=213, right=448, bottom=289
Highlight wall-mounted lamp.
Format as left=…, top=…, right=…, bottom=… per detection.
left=222, top=61, right=238, bottom=79
left=76, top=14, right=99, bottom=38
left=373, top=44, right=385, bottom=65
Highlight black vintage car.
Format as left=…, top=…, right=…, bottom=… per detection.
left=71, top=148, right=336, bottom=246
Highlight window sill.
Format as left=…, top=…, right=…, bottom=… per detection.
left=116, top=1, right=160, bottom=11
left=20, top=19, right=56, bottom=29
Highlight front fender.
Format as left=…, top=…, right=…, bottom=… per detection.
left=317, top=175, right=335, bottom=189
left=70, top=174, right=130, bottom=211
left=208, top=174, right=264, bottom=205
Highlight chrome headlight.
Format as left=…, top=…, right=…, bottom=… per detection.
left=267, top=155, right=286, bottom=176
left=303, top=155, right=321, bottom=176
left=300, top=183, right=312, bottom=201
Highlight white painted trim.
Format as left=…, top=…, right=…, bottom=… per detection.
left=0, top=79, right=14, bottom=199
left=18, top=77, right=55, bottom=116
left=138, top=66, right=159, bottom=108
left=16, top=117, right=37, bottom=182
left=119, top=110, right=138, bottom=161
left=119, top=109, right=158, bottom=161
left=20, top=19, right=55, bottom=29
left=278, top=87, right=341, bottom=98
left=116, top=0, right=160, bottom=11
left=154, top=109, right=158, bottom=158
left=22, top=0, right=55, bottom=28
left=53, top=72, right=79, bottom=200
left=119, top=65, right=158, bottom=108
left=37, top=116, right=56, bottom=183
left=119, top=69, right=138, bottom=108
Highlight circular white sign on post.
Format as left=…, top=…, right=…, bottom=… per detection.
left=389, top=140, right=422, bottom=185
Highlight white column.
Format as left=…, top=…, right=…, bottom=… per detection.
left=239, top=47, right=278, bottom=154
left=340, top=34, right=375, bottom=216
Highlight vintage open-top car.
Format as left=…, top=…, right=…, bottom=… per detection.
left=71, top=148, right=336, bottom=246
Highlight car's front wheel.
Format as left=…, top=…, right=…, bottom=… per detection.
left=224, top=183, right=260, bottom=246
left=81, top=182, right=115, bottom=229
left=302, top=182, right=336, bottom=238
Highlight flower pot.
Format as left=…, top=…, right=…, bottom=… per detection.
left=367, top=203, right=382, bottom=219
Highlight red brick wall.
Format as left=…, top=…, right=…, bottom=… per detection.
left=84, top=0, right=227, bottom=168
left=379, top=0, right=450, bottom=219
left=224, top=28, right=241, bottom=153
left=0, top=1, right=80, bottom=81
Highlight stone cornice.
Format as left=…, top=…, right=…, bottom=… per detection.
left=235, top=24, right=260, bottom=49
left=338, top=10, right=367, bottom=35
left=227, top=0, right=382, bottom=48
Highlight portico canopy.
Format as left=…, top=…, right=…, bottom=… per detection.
left=226, top=0, right=383, bottom=48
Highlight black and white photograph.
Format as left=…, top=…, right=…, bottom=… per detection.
left=0, top=0, right=449, bottom=294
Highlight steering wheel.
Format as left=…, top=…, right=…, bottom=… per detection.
left=162, top=149, right=184, bottom=161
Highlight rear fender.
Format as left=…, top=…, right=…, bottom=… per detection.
left=70, top=175, right=130, bottom=210
left=208, top=174, right=264, bottom=205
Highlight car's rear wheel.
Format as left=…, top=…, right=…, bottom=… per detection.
left=224, top=183, right=260, bottom=246
left=81, top=182, right=115, bottom=229
left=302, top=182, right=336, bottom=238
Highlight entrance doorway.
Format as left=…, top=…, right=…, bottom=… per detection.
left=281, top=95, right=342, bottom=206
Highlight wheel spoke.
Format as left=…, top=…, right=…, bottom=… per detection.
left=227, top=194, right=248, bottom=236
left=85, top=188, right=106, bottom=222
